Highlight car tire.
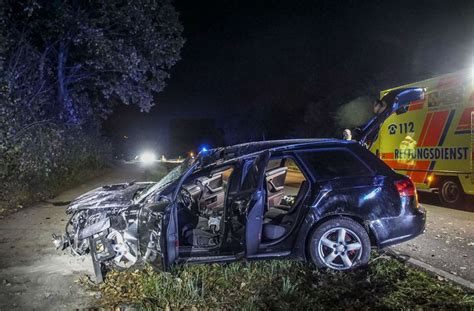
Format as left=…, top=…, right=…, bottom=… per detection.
left=308, top=217, right=371, bottom=271
left=439, top=177, right=465, bottom=209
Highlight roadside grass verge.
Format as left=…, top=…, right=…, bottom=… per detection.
left=0, top=127, right=112, bottom=216
left=0, top=166, right=109, bottom=217
left=85, top=252, right=474, bottom=310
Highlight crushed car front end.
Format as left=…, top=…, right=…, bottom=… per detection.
left=52, top=182, right=155, bottom=281
left=53, top=156, right=199, bottom=281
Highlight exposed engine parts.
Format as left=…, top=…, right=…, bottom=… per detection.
left=208, top=216, right=221, bottom=233
left=52, top=172, right=226, bottom=282
left=52, top=182, right=159, bottom=281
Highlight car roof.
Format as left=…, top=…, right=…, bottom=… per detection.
left=200, top=138, right=357, bottom=165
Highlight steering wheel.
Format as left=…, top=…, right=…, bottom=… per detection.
left=180, top=187, right=197, bottom=213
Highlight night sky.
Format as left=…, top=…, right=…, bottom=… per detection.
left=104, top=0, right=474, bottom=157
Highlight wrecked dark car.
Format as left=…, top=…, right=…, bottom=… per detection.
left=54, top=138, right=426, bottom=281
left=53, top=88, right=428, bottom=281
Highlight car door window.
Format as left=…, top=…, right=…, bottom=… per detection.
left=298, top=149, right=372, bottom=180
left=241, top=161, right=260, bottom=192
left=265, top=166, right=288, bottom=207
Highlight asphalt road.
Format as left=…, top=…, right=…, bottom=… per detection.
left=392, top=192, right=474, bottom=282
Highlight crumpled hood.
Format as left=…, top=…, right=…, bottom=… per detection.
left=66, top=182, right=155, bottom=213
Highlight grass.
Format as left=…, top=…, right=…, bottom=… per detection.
left=83, top=252, right=474, bottom=310
left=0, top=166, right=107, bottom=217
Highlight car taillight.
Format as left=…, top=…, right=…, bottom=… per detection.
left=394, top=178, right=416, bottom=197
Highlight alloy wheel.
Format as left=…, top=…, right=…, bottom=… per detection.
left=317, top=227, right=363, bottom=270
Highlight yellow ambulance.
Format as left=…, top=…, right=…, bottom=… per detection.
left=369, top=70, right=473, bottom=208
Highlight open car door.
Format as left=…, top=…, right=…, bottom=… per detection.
left=357, top=87, right=425, bottom=149
left=240, top=151, right=270, bottom=256
left=161, top=160, right=200, bottom=269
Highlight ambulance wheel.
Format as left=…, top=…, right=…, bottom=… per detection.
left=439, top=178, right=465, bottom=208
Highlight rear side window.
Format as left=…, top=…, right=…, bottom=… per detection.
left=298, top=149, right=372, bottom=180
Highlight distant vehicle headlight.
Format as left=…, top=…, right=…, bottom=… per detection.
left=139, top=151, right=156, bottom=164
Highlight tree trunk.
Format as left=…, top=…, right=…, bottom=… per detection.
left=57, top=41, right=77, bottom=124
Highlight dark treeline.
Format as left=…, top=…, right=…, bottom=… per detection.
left=0, top=0, right=184, bottom=207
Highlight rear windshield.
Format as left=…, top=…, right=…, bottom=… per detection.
left=298, top=149, right=372, bottom=180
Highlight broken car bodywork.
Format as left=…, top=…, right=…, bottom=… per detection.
left=54, top=138, right=425, bottom=282
left=53, top=88, right=427, bottom=281
left=53, top=182, right=156, bottom=281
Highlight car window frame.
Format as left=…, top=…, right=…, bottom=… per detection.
left=265, top=151, right=311, bottom=188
